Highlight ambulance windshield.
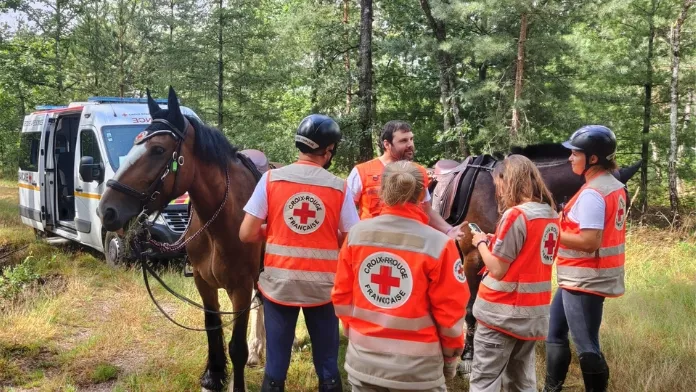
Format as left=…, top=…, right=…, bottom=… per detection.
left=101, top=124, right=148, bottom=171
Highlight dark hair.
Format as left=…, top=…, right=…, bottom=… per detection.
left=380, top=120, right=412, bottom=151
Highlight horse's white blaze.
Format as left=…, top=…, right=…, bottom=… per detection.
left=113, top=143, right=147, bottom=180
left=246, top=293, right=265, bottom=367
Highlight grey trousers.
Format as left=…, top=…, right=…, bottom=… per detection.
left=469, top=324, right=537, bottom=392
left=348, top=375, right=447, bottom=392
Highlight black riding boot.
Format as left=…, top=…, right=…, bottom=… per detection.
left=260, top=374, right=284, bottom=392
left=543, top=342, right=572, bottom=392
left=579, top=352, right=609, bottom=392
left=319, top=378, right=343, bottom=392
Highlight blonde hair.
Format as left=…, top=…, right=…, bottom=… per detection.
left=380, top=161, right=424, bottom=206
left=492, top=155, right=556, bottom=213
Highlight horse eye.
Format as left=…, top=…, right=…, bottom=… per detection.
left=152, top=146, right=165, bottom=156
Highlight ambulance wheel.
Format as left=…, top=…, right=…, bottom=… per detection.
left=104, top=231, right=126, bottom=267
left=34, top=229, right=46, bottom=240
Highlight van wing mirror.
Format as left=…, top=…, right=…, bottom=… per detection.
left=79, top=156, right=103, bottom=183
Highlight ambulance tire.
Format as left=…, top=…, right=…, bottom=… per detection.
left=104, top=231, right=126, bottom=267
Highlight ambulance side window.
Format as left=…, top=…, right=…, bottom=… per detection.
left=19, top=132, right=41, bottom=172
left=80, top=130, right=102, bottom=164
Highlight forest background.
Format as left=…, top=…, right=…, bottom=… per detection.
left=2, top=0, right=696, bottom=217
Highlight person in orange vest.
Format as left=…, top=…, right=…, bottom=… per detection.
left=468, top=155, right=560, bottom=392
left=332, top=161, right=469, bottom=392
left=543, top=126, right=626, bottom=392
left=240, top=114, right=359, bottom=392
left=347, top=120, right=465, bottom=239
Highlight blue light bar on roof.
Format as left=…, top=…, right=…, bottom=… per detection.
left=87, top=96, right=170, bottom=104
left=35, top=105, right=68, bottom=110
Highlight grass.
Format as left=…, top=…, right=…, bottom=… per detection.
left=1, top=181, right=695, bottom=391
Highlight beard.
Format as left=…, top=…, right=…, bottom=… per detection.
left=391, top=147, right=415, bottom=161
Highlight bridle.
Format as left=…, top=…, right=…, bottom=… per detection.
left=106, top=117, right=188, bottom=209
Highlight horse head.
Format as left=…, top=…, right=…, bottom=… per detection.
left=98, top=87, right=196, bottom=231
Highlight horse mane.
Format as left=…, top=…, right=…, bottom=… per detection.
left=186, top=115, right=239, bottom=171
left=508, top=143, right=570, bottom=162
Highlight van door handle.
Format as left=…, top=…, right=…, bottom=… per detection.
left=31, top=182, right=37, bottom=186
left=75, top=187, right=83, bottom=192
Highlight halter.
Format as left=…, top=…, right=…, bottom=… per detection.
left=106, top=118, right=188, bottom=209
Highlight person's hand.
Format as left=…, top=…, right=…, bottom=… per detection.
left=443, top=356, right=458, bottom=380
left=446, top=223, right=466, bottom=241
left=471, top=232, right=490, bottom=248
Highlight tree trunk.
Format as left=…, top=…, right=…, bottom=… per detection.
left=419, top=0, right=468, bottom=156
left=640, top=0, right=656, bottom=214
left=55, top=0, right=63, bottom=99
left=118, top=0, right=125, bottom=97
left=217, top=0, right=224, bottom=130
left=668, top=0, right=694, bottom=217
left=357, top=0, right=374, bottom=162
left=511, top=12, right=527, bottom=137
left=344, top=0, right=351, bottom=114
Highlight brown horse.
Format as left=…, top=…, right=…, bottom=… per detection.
left=98, top=87, right=262, bottom=392
left=435, top=144, right=641, bottom=372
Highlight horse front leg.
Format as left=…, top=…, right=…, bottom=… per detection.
left=460, top=250, right=484, bottom=375
left=227, top=282, right=253, bottom=392
left=246, top=290, right=265, bottom=367
left=195, top=277, right=228, bottom=392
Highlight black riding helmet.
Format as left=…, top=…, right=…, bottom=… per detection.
left=295, top=114, right=342, bottom=154
left=562, top=125, right=617, bottom=165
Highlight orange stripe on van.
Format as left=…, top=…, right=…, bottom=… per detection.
left=18, top=183, right=40, bottom=191
left=75, top=191, right=101, bottom=200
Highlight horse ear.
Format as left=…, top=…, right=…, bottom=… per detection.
left=146, top=88, right=161, bottom=116
left=167, top=86, right=182, bottom=116
left=167, top=86, right=185, bottom=129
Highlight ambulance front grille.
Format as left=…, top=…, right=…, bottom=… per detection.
left=162, top=210, right=189, bottom=234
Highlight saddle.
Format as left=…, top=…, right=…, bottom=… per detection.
left=431, top=155, right=498, bottom=225
left=240, top=149, right=270, bottom=174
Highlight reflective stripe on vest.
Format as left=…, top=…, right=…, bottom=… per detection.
left=482, top=275, right=552, bottom=294
left=258, top=267, right=335, bottom=306
left=347, top=328, right=441, bottom=357
left=557, top=244, right=625, bottom=259
left=266, top=243, right=339, bottom=261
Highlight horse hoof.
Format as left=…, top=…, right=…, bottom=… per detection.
left=457, top=360, right=472, bottom=376
left=246, top=352, right=261, bottom=367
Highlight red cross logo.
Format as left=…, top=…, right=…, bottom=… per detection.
left=457, top=264, right=465, bottom=277
left=618, top=207, right=625, bottom=223
left=371, top=265, right=400, bottom=295
left=293, top=202, right=316, bottom=224
left=544, top=232, right=557, bottom=255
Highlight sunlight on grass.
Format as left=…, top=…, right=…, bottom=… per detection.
left=0, top=183, right=694, bottom=391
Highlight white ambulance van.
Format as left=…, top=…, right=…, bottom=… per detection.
left=18, top=97, right=194, bottom=265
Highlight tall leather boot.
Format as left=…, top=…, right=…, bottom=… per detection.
left=260, top=374, right=285, bottom=392
left=319, top=378, right=343, bottom=392
left=579, top=352, right=609, bottom=392
left=543, top=342, right=572, bottom=392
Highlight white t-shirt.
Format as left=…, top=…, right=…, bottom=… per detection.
left=567, top=189, right=605, bottom=230
left=243, top=171, right=360, bottom=233
left=346, top=166, right=432, bottom=203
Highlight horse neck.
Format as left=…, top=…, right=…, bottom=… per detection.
left=188, top=160, right=245, bottom=224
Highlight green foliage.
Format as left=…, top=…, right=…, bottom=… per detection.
left=0, top=254, right=40, bottom=299
left=90, top=363, right=119, bottom=383
left=0, top=0, right=694, bottom=207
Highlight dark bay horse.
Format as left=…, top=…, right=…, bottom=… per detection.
left=446, top=144, right=641, bottom=372
left=98, top=87, right=262, bottom=392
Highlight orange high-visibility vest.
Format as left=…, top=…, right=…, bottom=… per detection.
left=332, top=204, right=469, bottom=390
left=258, top=161, right=345, bottom=307
left=556, top=172, right=626, bottom=297
left=354, top=158, right=430, bottom=219
left=473, top=202, right=559, bottom=340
